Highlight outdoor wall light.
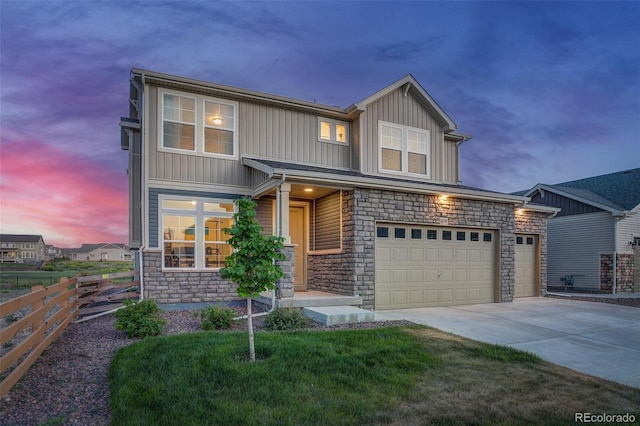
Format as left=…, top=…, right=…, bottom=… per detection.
left=439, top=195, right=449, bottom=202
left=304, top=188, right=313, bottom=192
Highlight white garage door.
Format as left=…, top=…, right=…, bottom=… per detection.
left=375, top=224, right=496, bottom=310
left=515, top=234, right=537, bottom=297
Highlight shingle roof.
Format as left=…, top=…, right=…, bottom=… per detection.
left=0, top=234, right=44, bottom=243
left=549, top=168, right=640, bottom=211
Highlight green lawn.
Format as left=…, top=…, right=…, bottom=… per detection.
left=109, top=327, right=640, bottom=425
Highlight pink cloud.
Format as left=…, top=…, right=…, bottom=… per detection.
left=0, top=139, right=128, bottom=247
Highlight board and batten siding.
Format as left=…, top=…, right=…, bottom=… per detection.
left=529, top=191, right=604, bottom=217
left=146, top=86, right=350, bottom=187
left=443, top=140, right=458, bottom=183
left=547, top=212, right=614, bottom=289
left=358, top=88, right=452, bottom=183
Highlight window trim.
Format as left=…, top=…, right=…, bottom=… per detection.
left=158, top=89, right=239, bottom=160
left=317, top=117, right=349, bottom=145
left=378, top=120, right=431, bottom=178
left=159, top=195, right=236, bottom=271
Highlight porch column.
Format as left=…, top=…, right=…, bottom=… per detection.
left=279, top=182, right=291, bottom=244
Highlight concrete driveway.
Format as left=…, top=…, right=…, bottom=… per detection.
left=375, top=297, right=640, bottom=389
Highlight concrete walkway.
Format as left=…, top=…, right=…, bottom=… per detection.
left=376, top=297, right=640, bottom=389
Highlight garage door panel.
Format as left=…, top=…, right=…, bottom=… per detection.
left=376, top=224, right=496, bottom=309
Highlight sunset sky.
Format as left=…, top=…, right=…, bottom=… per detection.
left=1, top=1, right=638, bottom=248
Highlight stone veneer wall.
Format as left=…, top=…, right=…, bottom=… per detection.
left=514, top=211, right=549, bottom=296
left=601, top=254, right=635, bottom=293
left=142, top=246, right=295, bottom=304
left=308, top=188, right=518, bottom=310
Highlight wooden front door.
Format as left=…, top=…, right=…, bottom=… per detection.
left=289, top=206, right=307, bottom=291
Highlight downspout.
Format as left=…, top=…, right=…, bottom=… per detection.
left=138, top=72, right=146, bottom=300
left=455, top=137, right=469, bottom=184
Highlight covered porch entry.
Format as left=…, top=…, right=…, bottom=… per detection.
left=244, top=158, right=353, bottom=304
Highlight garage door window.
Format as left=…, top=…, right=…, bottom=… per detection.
left=377, top=226, right=389, bottom=238
left=427, top=230, right=437, bottom=240
left=394, top=228, right=406, bottom=239
left=457, top=232, right=466, bottom=241
left=516, top=236, right=523, bottom=244
left=484, top=233, right=492, bottom=242
left=411, top=229, right=422, bottom=239
left=527, top=237, right=534, bottom=245
left=442, top=230, right=452, bottom=240
left=471, top=232, right=479, bottom=241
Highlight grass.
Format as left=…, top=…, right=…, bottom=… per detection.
left=109, top=326, right=640, bottom=425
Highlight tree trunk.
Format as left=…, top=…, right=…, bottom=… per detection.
left=247, top=297, right=255, bottom=362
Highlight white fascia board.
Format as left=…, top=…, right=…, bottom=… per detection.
left=147, top=179, right=253, bottom=196
left=526, top=184, right=621, bottom=215
left=269, top=167, right=526, bottom=204
left=242, top=157, right=274, bottom=177
left=518, top=204, right=561, bottom=214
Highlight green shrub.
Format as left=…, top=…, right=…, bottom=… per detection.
left=114, top=299, right=166, bottom=338
left=199, top=305, right=237, bottom=330
left=264, top=308, right=311, bottom=331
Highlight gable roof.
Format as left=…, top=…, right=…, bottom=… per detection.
left=351, top=74, right=457, bottom=132
left=76, top=243, right=129, bottom=253
left=131, top=69, right=460, bottom=133
left=524, top=168, right=640, bottom=213
left=0, top=234, right=44, bottom=243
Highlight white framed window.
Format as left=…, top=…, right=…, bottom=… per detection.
left=317, top=117, right=349, bottom=144
left=160, top=196, right=235, bottom=270
left=160, top=89, right=238, bottom=159
left=378, top=121, right=430, bottom=178
left=22, top=243, right=35, bottom=249
left=22, top=251, right=34, bottom=258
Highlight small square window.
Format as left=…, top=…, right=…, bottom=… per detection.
left=395, top=228, right=406, bottom=239
left=427, top=230, right=437, bottom=240
left=377, top=227, right=389, bottom=238
left=470, top=232, right=479, bottom=242
left=442, top=230, right=452, bottom=241
left=516, top=236, right=523, bottom=244
left=411, top=229, right=422, bottom=239
left=483, top=233, right=492, bottom=242
left=527, top=237, right=534, bottom=245
left=457, top=232, right=466, bottom=241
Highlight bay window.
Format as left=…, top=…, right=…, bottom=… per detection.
left=161, top=197, right=235, bottom=270
left=379, top=121, right=430, bottom=178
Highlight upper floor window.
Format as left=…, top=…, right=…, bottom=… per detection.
left=160, top=90, right=238, bottom=158
left=379, top=121, right=430, bottom=178
left=318, top=117, right=348, bottom=144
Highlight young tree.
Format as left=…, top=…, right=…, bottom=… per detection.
left=221, top=197, right=285, bottom=362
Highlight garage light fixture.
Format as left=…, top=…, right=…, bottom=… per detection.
left=439, top=195, right=449, bottom=202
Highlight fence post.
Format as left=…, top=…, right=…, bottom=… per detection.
left=30, top=285, right=45, bottom=343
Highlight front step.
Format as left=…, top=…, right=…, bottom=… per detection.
left=255, top=291, right=363, bottom=308
left=303, top=306, right=375, bottom=326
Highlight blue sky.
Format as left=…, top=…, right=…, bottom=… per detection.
left=1, top=1, right=639, bottom=246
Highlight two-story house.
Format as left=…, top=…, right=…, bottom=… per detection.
left=0, top=234, right=46, bottom=264
left=120, top=69, right=557, bottom=310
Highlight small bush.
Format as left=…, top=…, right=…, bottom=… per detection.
left=199, top=305, right=237, bottom=330
left=114, top=299, right=166, bottom=338
left=264, top=308, right=311, bottom=331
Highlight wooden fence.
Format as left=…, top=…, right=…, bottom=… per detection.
left=0, top=271, right=139, bottom=398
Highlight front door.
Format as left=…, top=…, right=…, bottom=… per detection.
left=289, top=206, right=307, bottom=291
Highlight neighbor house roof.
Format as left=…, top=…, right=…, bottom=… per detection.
left=0, top=234, right=44, bottom=243
left=524, top=168, right=640, bottom=214
left=76, top=243, right=129, bottom=253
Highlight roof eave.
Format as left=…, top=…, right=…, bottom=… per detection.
left=526, top=184, right=624, bottom=215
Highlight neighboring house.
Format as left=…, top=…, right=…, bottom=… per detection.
left=45, top=245, right=62, bottom=260
left=0, top=234, right=46, bottom=264
left=62, top=244, right=132, bottom=262
left=120, top=69, right=557, bottom=310
left=521, top=169, right=640, bottom=293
